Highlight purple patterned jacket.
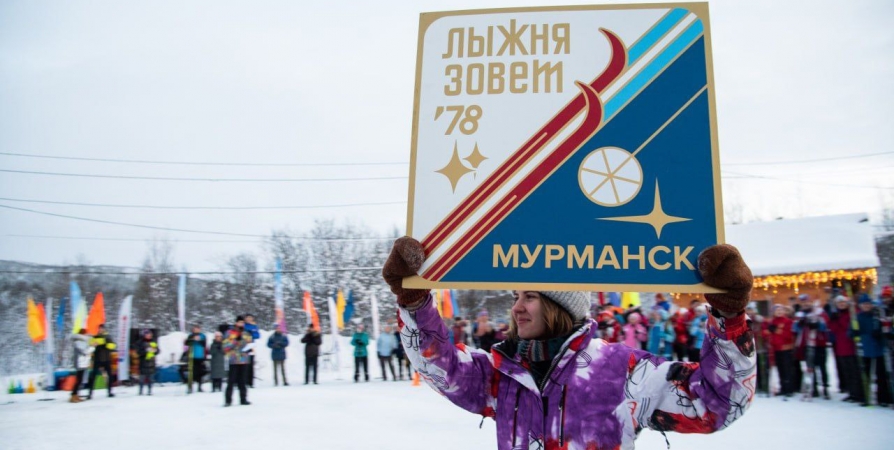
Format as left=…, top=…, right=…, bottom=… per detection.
left=399, top=294, right=755, bottom=450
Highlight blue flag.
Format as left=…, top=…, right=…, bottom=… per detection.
left=342, top=289, right=354, bottom=324
left=56, top=297, right=67, bottom=333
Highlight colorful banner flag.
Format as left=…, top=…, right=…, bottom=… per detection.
left=303, top=291, right=319, bottom=330
left=274, top=259, right=286, bottom=333
left=335, top=290, right=346, bottom=330
left=451, top=289, right=460, bottom=318
left=442, top=289, right=454, bottom=318
left=45, top=297, right=55, bottom=386
left=343, top=289, right=354, bottom=325
left=434, top=290, right=443, bottom=317
left=71, top=282, right=87, bottom=334
left=177, top=274, right=186, bottom=333
left=327, top=296, right=341, bottom=369
left=86, top=292, right=105, bottom=335
left=56, top=296, right=66, bottom=334
left=27, top=297, right=46, bottom=343
left=621, top=292, right=641, bottom=309
left=117, top=295, right=132, bottom=382
left=370, top=292, right=380, bottom=341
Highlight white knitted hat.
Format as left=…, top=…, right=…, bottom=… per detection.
left=539, top=291, right=591, bottom=321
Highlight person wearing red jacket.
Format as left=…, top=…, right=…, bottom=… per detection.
left=827, top=295, right=865, bottom=403
left=768, top=305, right=796, bottom=397
left=672, top=308, right=691, bottom=362
left=795, top=306, right=831, bottom=398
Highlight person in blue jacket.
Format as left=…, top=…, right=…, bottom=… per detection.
left=854, top=294, right=892, bottom=406
left=351, top=324, right=370, bottom=382
left=184, top=324, right=207, bottom=393
left=688, top=304, right=709, bottom=363
left=376, top=325, right=398, bottom=381
left=267, top=329, right=290, bottom=386
left=243, top=314, right=261, bottom=388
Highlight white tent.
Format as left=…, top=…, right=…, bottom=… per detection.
left=726, top=213, right=879, bottom=277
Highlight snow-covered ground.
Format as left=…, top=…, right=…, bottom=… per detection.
left=3, top=332, right=892, bottom=449
left=2, top=368, right=893, bottom=449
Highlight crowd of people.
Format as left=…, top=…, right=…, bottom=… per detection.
left=63, top=285, right=894, bottom=409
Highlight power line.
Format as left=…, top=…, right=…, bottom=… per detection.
left=721, top=171, right=894, bottom=190
left=0, top=267, right=385, bottom=276
left=4, top=234, right=395, bottom=243
left=0, top=169, right=407, bottom=182
left=0, top=151, right=408, bottom=167
left=0, top=197, right=407, bottom=210
left=724, top=151, right=894, bottom=166
left=0, top=204, right=399, bottom=240
left=5, top=234, right=259, bottom=243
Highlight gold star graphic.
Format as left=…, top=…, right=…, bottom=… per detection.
left=598, top=181, right=690, bottom=238
left=436, top=142, right=474, bottom=193
left=463, top=143, right=488, bottom=169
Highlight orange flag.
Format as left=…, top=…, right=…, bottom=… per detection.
left=303, top=291, right=320, bottom=330
left=26, top=297, right=46, bottom=343
left=442, top=289, right=454, bottom=318
left=86, top=292, right=106, bottom=335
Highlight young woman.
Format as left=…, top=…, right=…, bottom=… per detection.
left=383, top=237, right=756, bottom=450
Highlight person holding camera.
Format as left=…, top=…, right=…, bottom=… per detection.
left=223, top=316, right=253, bottom=406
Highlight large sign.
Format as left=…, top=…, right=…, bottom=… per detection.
left=406, top=3, right=724, bottom=292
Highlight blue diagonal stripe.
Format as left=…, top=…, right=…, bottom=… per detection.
left=627, top=8, right=689, bottom=65
left=604, top=19, right=704, bottom=119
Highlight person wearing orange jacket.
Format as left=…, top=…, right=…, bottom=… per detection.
left=768, top=305, right=796, bottom=397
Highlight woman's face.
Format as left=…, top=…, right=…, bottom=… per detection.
left=512, top=291, right=546, bottom=340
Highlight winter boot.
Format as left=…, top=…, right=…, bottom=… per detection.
left=69, top=393, right=81, bottom=403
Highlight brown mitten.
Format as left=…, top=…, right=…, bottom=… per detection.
left=698, top=244, right=753, bottom=316
left=382, top=236, right=430, bottom=307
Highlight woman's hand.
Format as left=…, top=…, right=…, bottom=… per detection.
left=698, top=244, right=753, bottom=317
left=382, top=236, right=431, bottom=307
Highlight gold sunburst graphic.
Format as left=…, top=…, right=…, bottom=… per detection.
left=598, top=181, right=690, bottom=238
left=435, top=142, right=474, bottom=192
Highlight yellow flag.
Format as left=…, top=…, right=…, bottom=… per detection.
left=434, top=290, right=443, bottom=317
left=26, top=297, right=46, bottom=343
left=336, top=290, right=346, bottom=330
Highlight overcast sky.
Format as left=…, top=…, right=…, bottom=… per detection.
left=1, top=0, right=892, bottom=271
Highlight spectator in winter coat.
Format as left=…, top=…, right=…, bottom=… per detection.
left=243, top=314, right=260, bottom=388
left=647, top=308, right=675, bottom=359
left=70, top=330, right=92, bottom=403
left=596, top=310, right=621, bottom=343
left=87, top=324, right=116, bottom=400
left=827, top=295, right=865, bottom=403
left=854, top=295, right=892, bottom=406
left=384, top=238, right=756, bottom=450
left=671, top=308, right=690, bottom=361
left=768, top=305, right=796, bottom=396
left=377, top=325, right=398, bottom=381
left=794, top=307, right=831, bottom=398
left=209, top=332, right=226, bottom=392
left=451, top=317, right=467, bottom=345
left=301, top=325, right=322, bottom=384
left=393, top=328, right=408, bottom=380
left=688, top=306, right=709, bottom=363
left=184, top=324, right=208, bottom=393
left=746, top=304, right=770, bottom=396
left=223, top=316, right=253, bottom=406
left=476, top=312, right=498, bottom=352
left=621, top=312, right=648, bottom=350
left=267, top=330, right=290, bottom=386
left=351, top=324, right=370, bottom=382
left=137, top=330, right=158, bottom=395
